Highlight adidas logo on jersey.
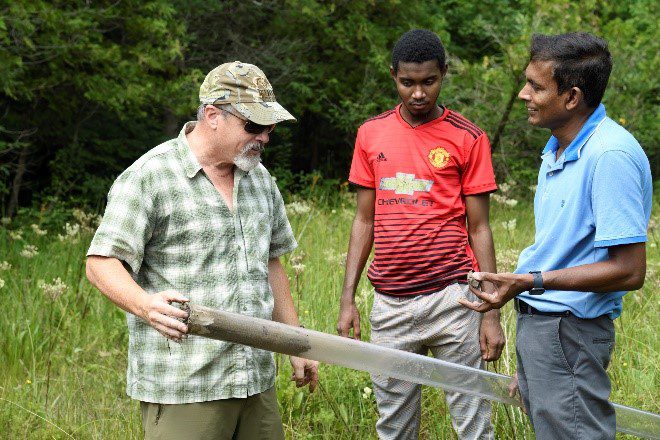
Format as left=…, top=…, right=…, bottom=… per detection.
left=376, top=152, right=387, bottom=162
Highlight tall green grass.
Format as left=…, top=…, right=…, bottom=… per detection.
left=1, top=194, right=658, bottom=439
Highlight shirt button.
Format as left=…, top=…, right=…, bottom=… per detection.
left=549, top=171, right=554, bottom=176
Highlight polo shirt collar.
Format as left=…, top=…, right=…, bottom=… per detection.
left=541, top=104, right=607, bottom=163
left=176, top=122, right=204, bottom=178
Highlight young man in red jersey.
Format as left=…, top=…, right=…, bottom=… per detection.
left=337, top=29, right=504, bottom=439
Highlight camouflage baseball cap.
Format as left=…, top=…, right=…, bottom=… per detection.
left=199, top=61, right=296, bottom=125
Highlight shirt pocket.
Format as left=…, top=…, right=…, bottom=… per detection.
left=161, top=197, right=225, bottom=247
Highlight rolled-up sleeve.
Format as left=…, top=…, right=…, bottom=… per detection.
left=87, top=170, right=154, bottom=273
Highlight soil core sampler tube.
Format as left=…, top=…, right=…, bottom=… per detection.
left=182, top=303, right=660, bottom=439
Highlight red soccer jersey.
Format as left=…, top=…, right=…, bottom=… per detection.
left=349, top=104, right=497, bottom=295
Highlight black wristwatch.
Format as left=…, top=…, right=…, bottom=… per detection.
left=529, top=271, right=545, bottom=295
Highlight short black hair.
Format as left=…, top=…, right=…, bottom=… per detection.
left=530, top=32, right=612, bottom=108
left=392, top=29, right=447, bottom=74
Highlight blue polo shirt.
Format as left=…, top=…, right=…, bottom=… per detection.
left=515, top=104, right=652, bottom=319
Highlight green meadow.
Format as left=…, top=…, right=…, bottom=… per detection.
left=1, top=188, right=658, bottom=439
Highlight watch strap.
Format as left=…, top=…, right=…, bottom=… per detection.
left=529, top=271, right=544, bottom=295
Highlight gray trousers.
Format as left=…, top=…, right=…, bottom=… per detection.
left=516, top=313, right=616, bottom=440
left=369, top=283, right=494, bottom=440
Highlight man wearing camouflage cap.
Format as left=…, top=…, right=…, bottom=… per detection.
left=86, top=61, right=318, bottom=439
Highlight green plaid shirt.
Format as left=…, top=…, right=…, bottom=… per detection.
left=88, top=122, right=297, bottom=404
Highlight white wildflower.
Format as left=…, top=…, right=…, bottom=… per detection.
left=58, top=222, right=80, bottom=243
left=491, top=194, right=507, bottom=204
left=285, top=201, right=312, bottom=216
left=292, top=263, right=306, bottom=275
left=72, top=208, right=99, bottom=233
left=0, top=217, right=10, bottom=226
left=499, top=182, right=511, bottom=194
left=9, top=229, right=23, bottom=240
left=290, top=251, right=306, bottom=275
left=0, top=278, right=4, bottom=289
left=362, top=386, right=373, bottom=399
left=502, top=219, right=517, bottom=232
left=30, top=224, right=48, bottom=236
left=505, top=199, right=518, bottom=208
left=67, top=222, right=80, bottom=235
left=528, top=185, right=537, bottom=193
left=72, top=208, right=91, bottom=225
left=0, top=261, right=11, bottom=271
left=38, top=277, right=68, bottom=301
left=20, top=244, right=39, bottom=258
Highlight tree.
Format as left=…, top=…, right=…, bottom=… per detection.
left=1, top=0, right=656, bottom=211
left=0, top=0, right=191, bottom=213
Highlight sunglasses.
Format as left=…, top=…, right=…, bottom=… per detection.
left=216, top=106, right=275, bottom=135
left=244, top=119, right=275, bottom=135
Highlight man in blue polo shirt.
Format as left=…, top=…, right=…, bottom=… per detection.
left=460, top=33, right=652, bottom=439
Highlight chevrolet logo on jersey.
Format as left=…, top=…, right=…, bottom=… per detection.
left=379, top=173, right=433, bottom=195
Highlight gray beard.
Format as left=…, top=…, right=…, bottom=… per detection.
left=234, top=142, right=263, bottom=172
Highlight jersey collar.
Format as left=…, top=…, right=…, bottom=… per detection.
left=395, top=103, right=449, bottom=129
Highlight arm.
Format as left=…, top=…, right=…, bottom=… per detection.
left=537, top=243, right=645, bottom=292
left=85, top=255, right=189, bottom=341
left=269, top=256, right=301, bottom=326
left=465, top=194, right=504, bottom=361
left=337, top=187, right=376, bottom=340
left=460, top=242, right=646, bottom=312
left=269, top=256, right=318, bottom=392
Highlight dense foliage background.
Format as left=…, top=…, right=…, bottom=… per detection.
left=1, top=0, right=658, bottom=215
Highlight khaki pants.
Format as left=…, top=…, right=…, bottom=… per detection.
left=140, top=387, right=285, bottom=440
left=369, top=283, right=494, bottom=440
